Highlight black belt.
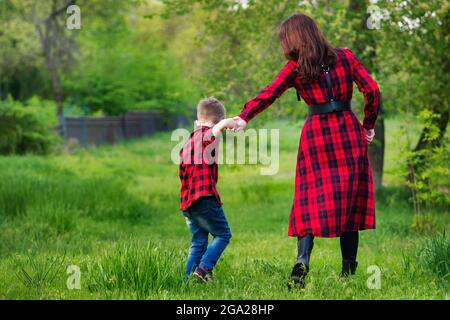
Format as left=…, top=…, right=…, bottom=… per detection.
left=308, top=100, right=351, bottom=115
left=307, top=64, right=351, bottom=116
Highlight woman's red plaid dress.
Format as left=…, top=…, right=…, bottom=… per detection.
left=239, top=48, right=381, bottom=238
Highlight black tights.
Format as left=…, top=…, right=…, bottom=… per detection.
left=340, top=231, right=359, bottom=261
left=296, top=231, right=359, bottom=265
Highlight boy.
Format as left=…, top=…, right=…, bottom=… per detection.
left=179, top=97, right=236, bottom=282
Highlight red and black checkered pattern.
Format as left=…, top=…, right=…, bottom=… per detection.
left=179, top=126, right=222, bottom=211
left=239, top=48, right=379, bottom=237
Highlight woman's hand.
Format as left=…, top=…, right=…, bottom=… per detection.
left=231, top=116, right=247, bottom=132
left=364, top=128, right=375, bottom=143
left=212, top=118, right=237, bottom=136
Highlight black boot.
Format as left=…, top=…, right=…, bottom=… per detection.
left=339, top=231, right=359, bottom=278
left=340, top=260, right=358, bottom=277
left=289, top=234, right=314, bottom=289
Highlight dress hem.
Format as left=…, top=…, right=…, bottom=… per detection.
left=288, top=225, right=376, bottom=238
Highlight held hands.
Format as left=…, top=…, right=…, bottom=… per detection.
left=213, top=116, right=247, bottom=136
left=364, top=128, right=375, bottom=143
left=231, top=116, right=247, bottom=132
left=221, top=118, right=239, bottom=130
left=213, top=118, right=239, bottom=136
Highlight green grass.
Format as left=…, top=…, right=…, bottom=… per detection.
left=0, top=118, right=448, bottom=299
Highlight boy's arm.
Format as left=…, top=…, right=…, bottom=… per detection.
left=212, top=118, right=237, bottom=137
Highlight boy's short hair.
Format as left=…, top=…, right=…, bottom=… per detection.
left=197, top=97, right=225, bottom=124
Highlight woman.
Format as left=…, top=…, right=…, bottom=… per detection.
left=233, top=13, right=380, bottom=288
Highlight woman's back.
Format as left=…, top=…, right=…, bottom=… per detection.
left=293, top=48, right=380, bottom=129
left=238, top=48, right=380, bottom=131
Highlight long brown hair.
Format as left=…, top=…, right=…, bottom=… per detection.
left=278, top=13, right=337, bottom=82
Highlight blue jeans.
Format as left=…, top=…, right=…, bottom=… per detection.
left=182, top=196, right=232, bottom=277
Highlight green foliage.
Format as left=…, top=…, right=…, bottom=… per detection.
left=162, top=0, right=307, bottom=119
left=0, top=1, right=50, bottom=100
left=160, top=0, right=382, bottom=120
left=407, top=110, right=450, bottom=211
left=64, top=15, right=192, bottom=116
left=0, top=0, right=194, bottom=117
left=377, top=0, right=449, bottom=118
left=0, top=96, right=60, bottom=155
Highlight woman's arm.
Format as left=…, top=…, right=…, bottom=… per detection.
left=237, top=60, right=298, bottom=127
left=346, top=49, right=381, bottom=130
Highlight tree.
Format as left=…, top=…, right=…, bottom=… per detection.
left=161, top=0, right=304, bottom=119
left=379, top=0, right=449, bottom=177
left=0, top=1, right=50, bottom=100
left=9, top=0, right=77, bottom=135
left=346, top=0, right=385, bottom=191
left=2, top=0, right=136, bottom=133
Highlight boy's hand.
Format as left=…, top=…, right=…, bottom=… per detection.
left=222, top=118, right=238, bottom=130
left=212, top=118, right=237, bottom=136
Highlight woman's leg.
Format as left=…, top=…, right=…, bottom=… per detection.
left=340, top=231, right=359, bottom=276
left=296, top=234, right=315, bottom=266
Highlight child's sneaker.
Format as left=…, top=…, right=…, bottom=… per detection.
left=193, top=266, right=213, bottom=283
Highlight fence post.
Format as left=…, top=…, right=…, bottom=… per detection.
left=81, top=117, right=88, bottom=145
left=121, top=114, right=126, bottom=140
left=59, top=114, right=67, bottom=140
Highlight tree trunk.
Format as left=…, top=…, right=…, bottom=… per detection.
left=369, top=111, right=385, bottom=191
left=49, top=60, right=66, bottom=137
left=39, top=30, right=66, bottom=137
left=348, top=0, right=385, bottom=191
left=48, top=62, right=63, bottom=113
left=32, top=0, right=76, bottom=138
left=37, top=35, right=63, bottom=136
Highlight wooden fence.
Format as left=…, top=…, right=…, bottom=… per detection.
left=63, top=112, right=190, bottom=146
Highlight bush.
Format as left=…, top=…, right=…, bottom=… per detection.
left=407, top=110, right=450, bottom=210
left=0, top=96, right=60, bottom=155
left=419, top=232, right=450, bottom=290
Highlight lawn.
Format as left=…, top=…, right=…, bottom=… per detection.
left=0, top=118, right=448, bottom=300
